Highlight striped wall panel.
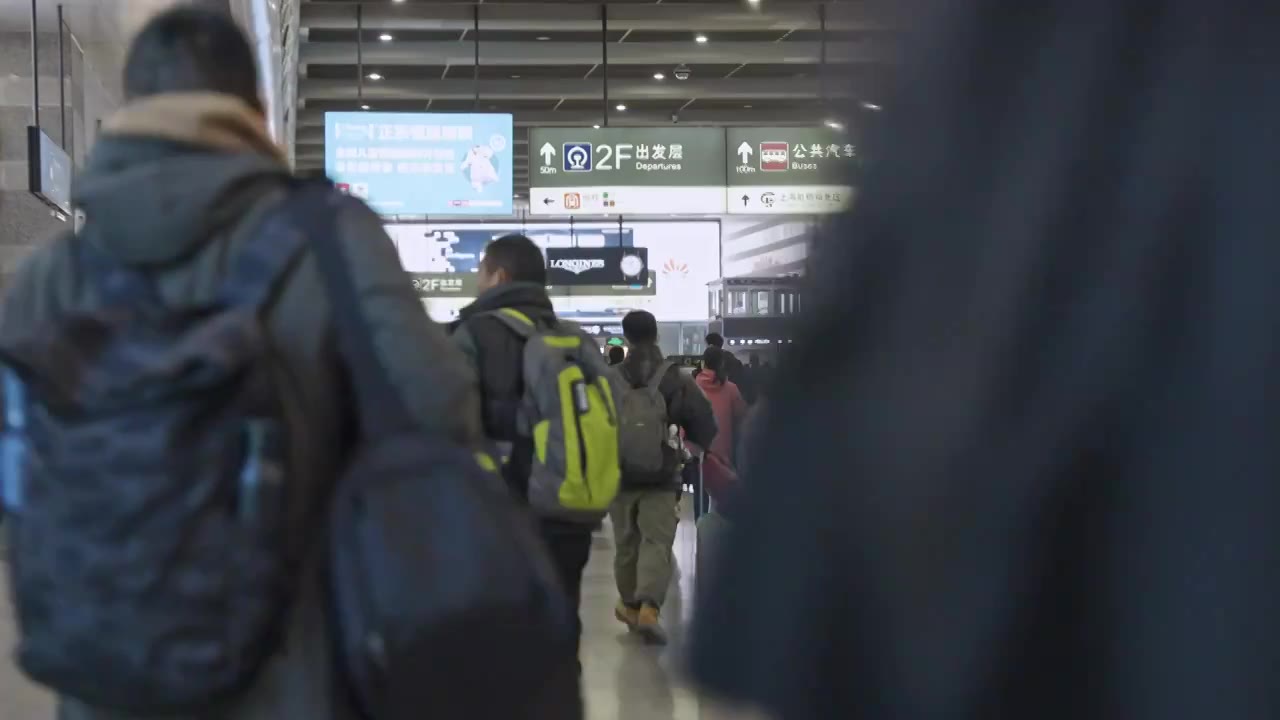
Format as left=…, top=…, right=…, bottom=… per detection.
left=720, top=216, right=816, bottom=278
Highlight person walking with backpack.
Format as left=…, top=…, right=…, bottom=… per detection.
left=613, top=310, right=717, bottom=644
left=0, top=8, right=487, bottom=720
left=451, top=234, right=622, bottom=689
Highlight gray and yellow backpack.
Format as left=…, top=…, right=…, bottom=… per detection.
left=488, top=309, right=622, bottom=520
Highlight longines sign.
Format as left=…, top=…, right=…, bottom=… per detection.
left=545, top=247, right=649, bottom=287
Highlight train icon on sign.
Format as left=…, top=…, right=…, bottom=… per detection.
left=564, top=142, right=593, bottom=172
left=760, top=142, right=789, bottom=172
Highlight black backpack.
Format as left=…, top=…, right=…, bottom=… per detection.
left=297, top=184, right=579, bottom=719
left=0, top=201, right=309, bottom=713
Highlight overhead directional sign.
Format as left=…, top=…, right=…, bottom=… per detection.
left=529, top=127, right=726, bottom=215
left=726, top=127, right=857, bottom=214
left=326, top=112, right=514, bottom=216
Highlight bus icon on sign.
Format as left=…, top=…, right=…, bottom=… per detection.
left=564, top=142, right=592, bottom=172
left=760, top=142, right=789, bottom=172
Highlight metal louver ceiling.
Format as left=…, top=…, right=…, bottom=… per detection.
left=295, top=0, right=895, bottom=192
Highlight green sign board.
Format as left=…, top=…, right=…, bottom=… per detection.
left=529, top=127, right=726, bottom=215
left=412, top=271, right=656, bottom=299
left=726, top=127, right=856, bottom=186
left=410, top=272, right=479, bottom=298
left=548, top=271, right=657, bottom=298
left=726, top=127, right=857, bottom=214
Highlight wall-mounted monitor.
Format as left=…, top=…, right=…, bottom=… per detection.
left=27, top=126, right=71, bottom=215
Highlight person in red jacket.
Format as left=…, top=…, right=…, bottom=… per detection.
left=695, top=347, right=749, bottom=465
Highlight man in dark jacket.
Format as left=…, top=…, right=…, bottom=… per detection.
left=450, top=235, right=595, bottom=685
left=0, top=7, right=482, bottom=720
left=612, top=310, right=716, bottom=644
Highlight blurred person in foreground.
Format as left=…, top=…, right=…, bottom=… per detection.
left=0, top=7, right=481, bottom=720
left=612, top=310, right=715, bottom=644
left=689, top=3, right=1280, bottom=719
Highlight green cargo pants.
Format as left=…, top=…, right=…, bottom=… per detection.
left=610, top=488, right=681, bottom=608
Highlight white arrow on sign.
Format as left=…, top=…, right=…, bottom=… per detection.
left=737, top=141, right=753, bottom=164
left=540, top=142, right=556, bottom=165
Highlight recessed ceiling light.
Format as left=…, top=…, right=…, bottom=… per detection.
left=367, top=72, right=382, bottom=80
left=537, top=36, right=551, bottom=41
left=653, top=72, right=665, bottom=80
left=695, top=34, right=708, bottom=43
left=825, top=120, right=844, bottom=130
left=861, top=101, right=883, bottom=111
left=379, top=33, right=393, bottom=42
left=511, top=74, right=521, bottom=79
left=361, top=104, right=370, bottom=110
left=744, top=104, right=753, bottom=108
left=593, top=124, right=601, bottom=129
left=616, top=104, right=627, bottom=111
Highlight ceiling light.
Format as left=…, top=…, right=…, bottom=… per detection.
left=744, top=104, right=753, bottom=108
left=537, top=36, right=551, bottom=41
left=511, top=74, right=521, bottom=79
left=361, top=104, right=370, bottom=110
left=616, top=104, right=627, bottom=111
left=861, top=101, right=883, bottom=111
left=367, top=72, right=382, bottom=80
left=825, top=120, right=844, bottom=130
left=593, top=124, right=601, bottom=129
left=653, top=72, right=666, bottom=80
left=379, top=33, right=393, bottom=42
left=695, top=34, right=708, bottom=43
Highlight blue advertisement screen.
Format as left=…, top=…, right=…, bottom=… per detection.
left=325, top=112, right=514, bottom=216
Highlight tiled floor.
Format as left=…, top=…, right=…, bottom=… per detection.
left=582, top=507, right=703, bottom=720
left=0, top=506, right=709, bottom=720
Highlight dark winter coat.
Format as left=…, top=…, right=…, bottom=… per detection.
left=450, top=282, right=558, bottom=501
left=0, top=93, right=483, bottom=720
left=617, top=344, right=717, bottom=490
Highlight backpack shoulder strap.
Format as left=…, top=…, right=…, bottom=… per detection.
left=481, top=308, right=541, bottom=341
left=76, top=233, right=163, bottom=310
left=215, top=192, right=310, bottom=309
left=645, top=362, right=674, bottom=391
left=290, top=180, right=418, bottom=437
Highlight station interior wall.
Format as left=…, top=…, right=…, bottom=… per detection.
left=388, top=220, right=721, bottom=326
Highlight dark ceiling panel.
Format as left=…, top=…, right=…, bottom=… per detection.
left=295, top=0, right=896, bottom=177
left=308, top=63, right=450, bottom=80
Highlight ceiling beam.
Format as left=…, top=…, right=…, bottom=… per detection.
left=295, top=148, right=529, bottom=163
left=298, top=108, right=834, bottom=129
left=301, top=40, right=885, bottom=67
left=300, top=3, right=888, bottom=33
left=300, top=76, right=856, bottom=101
left=297, top=126, right=532, bottom=145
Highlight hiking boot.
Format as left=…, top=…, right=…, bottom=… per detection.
left=636, top=604, right=668, bottom=645
left=615, top=601, right=639, bottom=629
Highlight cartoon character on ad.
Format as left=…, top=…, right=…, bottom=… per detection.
left=461, top=145, right=500, bottom=192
